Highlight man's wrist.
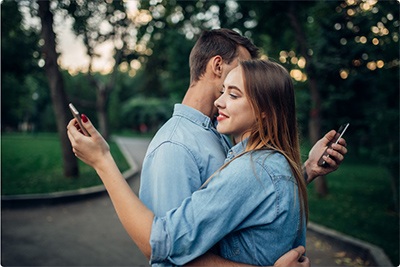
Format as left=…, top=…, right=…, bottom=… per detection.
left=302, top=163, right=308, bottom=184
left=302, top=160, right=316, bottom=184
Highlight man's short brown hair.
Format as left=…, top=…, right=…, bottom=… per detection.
left=189, top=29, right=259, bottom=83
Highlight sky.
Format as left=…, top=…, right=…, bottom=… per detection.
left=54, top=15, right=115, bottom=75
left=20, top=1, right=134, bottom=75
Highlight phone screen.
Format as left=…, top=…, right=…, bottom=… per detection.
left=69, top=103, right=90, bottom=136
left=317, top=123, right=349, bottom=166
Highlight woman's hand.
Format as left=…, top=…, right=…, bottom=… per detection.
left=67, top=114, right=110, bottom=170
left=274, top=246, right=309, bottom=267
left=68, top=114, right=154, bottom=258
left=304, top=130, right=348, bottom=183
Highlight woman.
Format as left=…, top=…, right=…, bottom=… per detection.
left=67, top=59, right=308, bottom=266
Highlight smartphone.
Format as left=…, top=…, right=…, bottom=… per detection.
left=69, top=103, right=90, bottom=136
left=317, top=123, right=349, bottom=167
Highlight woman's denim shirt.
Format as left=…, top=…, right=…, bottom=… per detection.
left=150, top=140, right=306, bottom=266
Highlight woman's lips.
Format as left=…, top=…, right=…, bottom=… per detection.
left=216, top=112, right=229, bottom=122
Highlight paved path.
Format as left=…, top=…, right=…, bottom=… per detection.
left=1, top=137, right=380, bottom=266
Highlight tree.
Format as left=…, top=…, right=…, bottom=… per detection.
left=1, top=1, right=41, bottom=131
left=37, top=0, right=79, bottom=177
left=311, top=0, right=399, bottom=207
left=135, top=0, right=224, bottom=97
left=59, top=0, right=147, bottom=140
left=133, top=0, right=330, bottom=195
left=133, top=0, right=399, bottom=201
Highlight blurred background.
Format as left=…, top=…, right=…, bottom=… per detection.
left=1, top=0, right=399, bottom=265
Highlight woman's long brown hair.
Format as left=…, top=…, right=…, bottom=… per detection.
left=202, top=59, right=308, bottom=223
left=241, top=59, right=308, bottom=222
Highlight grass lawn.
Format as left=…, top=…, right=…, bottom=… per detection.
left=304, top=152, right=399, bottom=265
left=1, top=133, right=129, bottom=195
left=2, top=133, right=399, bottom=264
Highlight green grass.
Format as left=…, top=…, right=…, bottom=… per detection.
left=305, top=155, right=399, bottom=265
left=1, top=133, right=129, bottom=195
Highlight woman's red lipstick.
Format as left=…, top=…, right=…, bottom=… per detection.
left=216, top=111, right=228, bottom=122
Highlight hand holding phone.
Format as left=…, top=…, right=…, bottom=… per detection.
left=318, top=123, right=349, bottom=167
left=69, top=103, right=90, bottom=136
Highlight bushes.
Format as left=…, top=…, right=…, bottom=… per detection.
left=120, top=97, right=175, bottom=133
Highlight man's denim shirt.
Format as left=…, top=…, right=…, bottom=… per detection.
left=150, top=140, right=306, bottom=266
left=139, top=104, right=231, bottom=216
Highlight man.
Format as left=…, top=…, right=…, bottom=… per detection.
left=139, top=29, right=347, bottom=266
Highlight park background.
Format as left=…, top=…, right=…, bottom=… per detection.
left=1, top=0, right=399, bottom=265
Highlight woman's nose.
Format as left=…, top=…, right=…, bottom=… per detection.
left=214, top=95, right=224, bottom=109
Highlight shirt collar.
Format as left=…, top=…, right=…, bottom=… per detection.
left=226, top=138, right=249, bottom=160
left=173, top=104, right=213, bottom=129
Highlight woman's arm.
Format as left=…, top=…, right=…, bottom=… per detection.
left=67, top=116, right=153, bottom=259
left=67, top=116, right=309, bottom=266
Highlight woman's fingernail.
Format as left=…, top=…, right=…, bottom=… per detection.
left=81, top=114, right=88, bottom=123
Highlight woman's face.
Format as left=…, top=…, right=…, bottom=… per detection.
left=214, top=65, right=257, bottom=143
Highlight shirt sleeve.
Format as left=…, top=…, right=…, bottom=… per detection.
left=139, top=141, right=202, bottom=217
left=150, top=154, right=279, bottom=265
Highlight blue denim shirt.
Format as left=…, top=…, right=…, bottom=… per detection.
left=139, top=104, right=231, bottom=217
left=150, top=140, right=306, bottom=266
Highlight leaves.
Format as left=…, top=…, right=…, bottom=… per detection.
left=334, top=252, right=369, bottom=267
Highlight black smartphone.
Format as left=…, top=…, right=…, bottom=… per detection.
left=317, top=123, right=349, bottom=167
left=69, top=103, right=90, bottom=136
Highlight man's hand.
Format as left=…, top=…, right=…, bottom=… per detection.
left=304, top=130, right=348, bottom=184
left=274, top=246, right=310, bottom=267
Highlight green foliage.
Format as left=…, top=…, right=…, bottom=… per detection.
left=2, top=1, right=399, bottom=244
left=1, top=1, right=40, bottom=76
left=162, top=30, right=193, bottom=100
left=59, top=0, right=130, bottom=59
left=63, top=71, right=98, bottom=122
left=309, top=0, right=399, bottom=205
left=1, top=0, right=44, bottom=131
left=121, top=97, right=174, bottom=132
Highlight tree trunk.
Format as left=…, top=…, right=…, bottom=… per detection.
left=38, top=0, right=79, bottom=177
left=97, top=86, right=110, bottom=141
left=90, top=50, right=122, bottom=141
left=287, top=2, right=328, bottom=196
left=308, top=79, right=328, bottom=196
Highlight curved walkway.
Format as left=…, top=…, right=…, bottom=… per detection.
left=1, top=137, right=392, bottom=266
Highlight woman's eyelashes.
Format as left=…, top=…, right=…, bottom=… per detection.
left=229, top=93, right=238, bottom=99
left=220, top=88, right=239, bottom=99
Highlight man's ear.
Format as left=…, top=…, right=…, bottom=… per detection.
left=211, top=55, right=223, bottom=77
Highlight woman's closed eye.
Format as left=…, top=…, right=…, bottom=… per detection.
left=228, top=88, right=241, bottom=99
left=220, top=85, right=240, bottom=99
left=229, top=93, right=238, bottom=99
